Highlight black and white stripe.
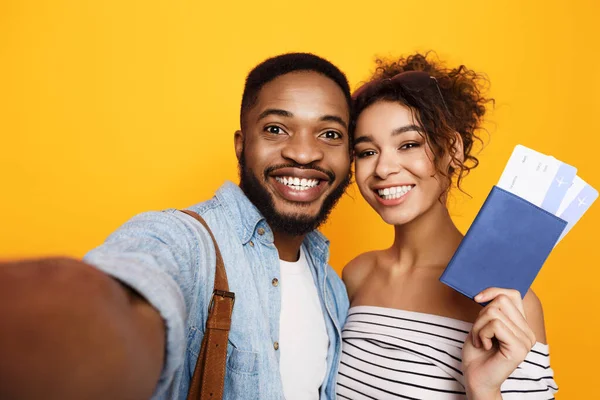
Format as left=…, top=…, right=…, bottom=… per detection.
left=336, top=306, right=558, bottom=399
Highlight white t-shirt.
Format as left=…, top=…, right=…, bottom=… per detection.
left=279, top=248, right=329, bottom=400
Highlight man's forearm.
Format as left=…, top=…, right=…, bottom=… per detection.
left=0, top=258, right=165, bottom=400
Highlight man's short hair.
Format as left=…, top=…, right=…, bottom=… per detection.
left=240, top=53, right=352, bottom=130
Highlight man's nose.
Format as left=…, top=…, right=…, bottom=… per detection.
left=281, top=133, right=325, bottom=165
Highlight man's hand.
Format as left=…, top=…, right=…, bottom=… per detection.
left=0, top=257, right=165, bottom=400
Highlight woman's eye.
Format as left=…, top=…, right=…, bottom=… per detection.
left=265, top=126, right=285, bottom=135
left=356, top=150, right=376, bottom=159
left=319, top=130, right=342, bottom=140
left=400, top=142, right=420, bottom=150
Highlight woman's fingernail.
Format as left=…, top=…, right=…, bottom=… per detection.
left=475, top=293, right=483, bottom=302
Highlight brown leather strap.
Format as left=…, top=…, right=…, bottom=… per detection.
left=181, top=210, right=234, bottom=400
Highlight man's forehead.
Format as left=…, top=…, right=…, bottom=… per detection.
left=255, top=71, right=349, bottom=116
left=262, top=70, right=335, bottom=90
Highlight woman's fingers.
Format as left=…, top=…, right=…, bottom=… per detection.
left=476, top=317, right=531, bottom=362
left=475, top=288, right=525, bottom=317
left=473, top=288, right=536, bottom=348
left=471, top=300, right=535, bottom=350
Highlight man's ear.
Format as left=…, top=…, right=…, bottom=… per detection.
left=449, top=132, right=465, bottom=169
left=234, top=130, right=244, bottom=162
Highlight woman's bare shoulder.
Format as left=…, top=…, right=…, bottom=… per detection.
left=342, top=251, right=382, bottom=300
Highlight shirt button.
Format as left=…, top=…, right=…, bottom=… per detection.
left=272, top=278, right=279, bottom=287
left=257, top=228, right=265, bottom=236
left=273, top=341, right=279, bottom=351
left=249, top=241, right=254, bottom=247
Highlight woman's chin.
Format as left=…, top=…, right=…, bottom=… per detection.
left=379, top=211, right=416, bottom=226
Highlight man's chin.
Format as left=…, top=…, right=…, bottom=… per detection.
left=273, top=208, right=321, bottom=224
left=238, top=157, right=351, bottom=236
left=269, top=198, right=323, bottom=223
left=266, top=213, right=322, bottom=237
left=271, top=194, right=323, bottom=211
left=240, top=178, right=321, bottom=236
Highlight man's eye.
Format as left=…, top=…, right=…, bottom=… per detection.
left=265, top=126, right=285, bottom=135
left=319, top=130, right=342, bottom=140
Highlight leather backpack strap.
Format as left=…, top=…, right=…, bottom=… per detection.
left=180, top=210, right=234, bottom=400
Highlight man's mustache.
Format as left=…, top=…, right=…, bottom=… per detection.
left=264, top=163, right=335, bottom=183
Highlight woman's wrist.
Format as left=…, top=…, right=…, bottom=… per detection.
left=466, top=385, right=502, bottom=400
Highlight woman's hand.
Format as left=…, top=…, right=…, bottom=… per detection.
left=462, top=288, right=536, bottom=400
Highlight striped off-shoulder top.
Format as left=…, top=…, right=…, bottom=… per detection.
left=337, top=306, right=557, bottom=400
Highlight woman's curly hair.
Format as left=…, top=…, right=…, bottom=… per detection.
left=351, top=52, right=493, bottom=193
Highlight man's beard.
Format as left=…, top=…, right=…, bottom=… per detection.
left=238, top=153, right=351, bottom=237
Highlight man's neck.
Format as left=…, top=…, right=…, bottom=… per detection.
left=273, top=231, right=306, bottom=262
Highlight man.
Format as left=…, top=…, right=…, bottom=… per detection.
left=0, top=53, right=352, bottom=399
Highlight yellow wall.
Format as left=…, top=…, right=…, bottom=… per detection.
left=1, top=0, right=598, bottom=397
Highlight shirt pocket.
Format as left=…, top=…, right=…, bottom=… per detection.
left=186, top=327, right=262, bottom=400
left=223, top=340, right=261, bottom=400
left=226, top=344, right=259, bottom=375
left=187, top=327, right=259, bottom=373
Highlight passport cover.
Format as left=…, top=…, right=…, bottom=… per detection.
left=440, top=186, right=567, bottom=299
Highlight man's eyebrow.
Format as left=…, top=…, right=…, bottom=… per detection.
left=353, top=124, right=423, bottom=147
left=257, top=109, right=293, bottom=122
left=257, top=109, right=348, bottom=130
left=320, top=115, right=348, bottom=130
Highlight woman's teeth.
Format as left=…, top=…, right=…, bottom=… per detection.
left=275, top=177, right=320, bottom=191
left=377, top=185, right=413, bottom=200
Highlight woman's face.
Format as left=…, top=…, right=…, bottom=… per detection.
left=353, top=100, right=450, bottom=226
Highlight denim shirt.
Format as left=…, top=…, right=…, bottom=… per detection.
left=84, top=181, right=349, bottom=399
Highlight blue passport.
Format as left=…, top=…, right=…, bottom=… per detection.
left=440, top=186, right=567, bottom=299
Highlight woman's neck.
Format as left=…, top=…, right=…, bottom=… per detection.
left=390, top=200, right=463, bottom=271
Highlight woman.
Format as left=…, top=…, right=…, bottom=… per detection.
left=337, top=54, right=557, bottom=399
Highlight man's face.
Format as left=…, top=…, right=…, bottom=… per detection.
left=236, top=71, right=351, bottom=236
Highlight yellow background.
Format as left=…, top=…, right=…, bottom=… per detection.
left=1, top=0, right=598, bottom=397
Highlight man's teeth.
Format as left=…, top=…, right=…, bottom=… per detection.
left=377, top=185, right=414, bottom=200
left=275, top=176, right=320, bottom=191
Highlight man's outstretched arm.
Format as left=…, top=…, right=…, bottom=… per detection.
left=0, top=257, right=165, bottom=400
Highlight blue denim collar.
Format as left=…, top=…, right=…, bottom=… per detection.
left=215, top=181, right=330, bottom=263
left=215, top=181, right=264, bottom=245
